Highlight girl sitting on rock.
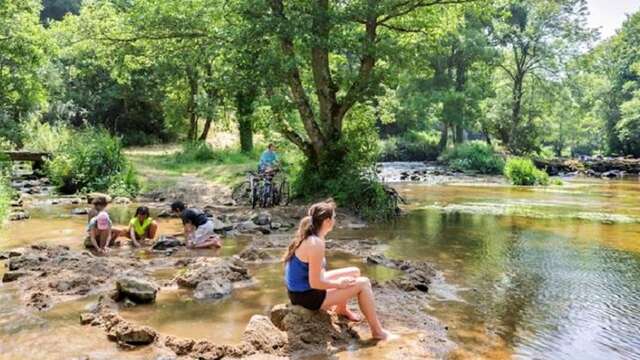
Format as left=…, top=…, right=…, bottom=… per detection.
left=126, top=206, right=158, bottom=247
left=283, top=199, right=391, bottom=340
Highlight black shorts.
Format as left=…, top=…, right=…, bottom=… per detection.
left=288, top=289, right=327, bottom=311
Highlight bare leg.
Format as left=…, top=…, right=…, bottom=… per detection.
left=147, top=221, right=158, bottom=240
left=190, top=235, right=222, bottom=249
left=321, top=277, right=389, bottom=339
left=324, top=267, right=362, bottom=321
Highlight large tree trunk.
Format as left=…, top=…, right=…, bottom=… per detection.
left=235, top=90, right=256, bottom=153
left=438, top=122, right=449, bottom=152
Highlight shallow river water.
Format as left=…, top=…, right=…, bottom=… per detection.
left=1, top=175, right=640, bottom=359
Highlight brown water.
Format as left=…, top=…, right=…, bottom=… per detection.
left=2, top=177, right=640, bottom=359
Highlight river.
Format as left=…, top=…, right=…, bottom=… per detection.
left=1, top=171, right=639, bottom=359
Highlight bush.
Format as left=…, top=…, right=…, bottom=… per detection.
left=20, top=117, right=72, bottom=153
left=176, top=141, right=217, bottom=162
left=293, top=105, right=398, bottom=221
left=440, top=141, right=504, bottom=174
left=504, top=157, right=550, bottom=186
left=47, top=128, right=139, bottom=196
left=379, top=131, right=440, bottom=162
left=0, top=177, right=11, bottom=225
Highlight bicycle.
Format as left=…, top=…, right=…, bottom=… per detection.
left=231, top=168, right=290, bottom=208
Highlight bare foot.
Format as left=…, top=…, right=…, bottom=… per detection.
left=337, top=308, right=362, bottom=322
left=372, top=329, right=395, bottom=341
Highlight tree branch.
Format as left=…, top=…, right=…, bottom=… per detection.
left=335, top=1, right=378, bottom=134
left=270, top=0, right=325, bottom=153
left=311, top=0, right=338, bottom=131
left=379, top=0, right=478, bottom=24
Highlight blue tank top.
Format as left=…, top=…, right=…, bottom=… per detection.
left=284, top=254, right=326, bottom=292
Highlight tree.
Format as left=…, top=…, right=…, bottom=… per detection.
left=602, top=11, right=640, bottom=155
left=0, top=0, right=49, bottom=142
left=491, top=0, right=593, bottom=154
left=238, top=0, right=471, bottom=172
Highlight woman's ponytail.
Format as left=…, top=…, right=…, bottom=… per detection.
left=282, top=200, right=335, bottom=263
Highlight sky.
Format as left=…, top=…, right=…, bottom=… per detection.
left=586, top=0, right=640, bottom=40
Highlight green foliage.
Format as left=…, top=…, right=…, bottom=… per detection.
left=616, top=90, right=640, bottom=156
left=0, top=176, right=11, bottom=226
left=292, top=106, right=397, bottom=221
left=47, top=128, right=139, bottom=195
left=0, top=0, right=49, bottom=120
left=379, top=131, right=440, bottom=161
left=504, top=157, right=550, bottom=186
left=177, top=141, right=217, bottom=162
left=19, top=116, right=72, bottom=153
left=440, top=141, right=504, bottom=174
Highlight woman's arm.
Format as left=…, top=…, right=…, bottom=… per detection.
left=130, top=226, right=140, bottom=247
left=307, top=241, right=355, bottom=290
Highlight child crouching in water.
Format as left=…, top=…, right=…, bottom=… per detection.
left=86, top=196, right=119, bottom=254
left=170, top=201, right=222, bottom=248
left=126, top=206, right=158, bottom=247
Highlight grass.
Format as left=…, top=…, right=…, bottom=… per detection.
left=126, top=142, right=283, bottom=194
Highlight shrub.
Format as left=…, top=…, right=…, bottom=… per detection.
left=440, top=141, right=504, bottom=174
left=0, top=177, right=11, bottom=225
left=20, top=117, right=72, bottom=154
left=175, top=141, right=217, bottom=162
left=504, top=157, right=550, bottom=186
left=379, top=131, right=440, bottom=162
left=293, top=105, right=398, bottom=221
left=47, top=128, right=139, bottom=196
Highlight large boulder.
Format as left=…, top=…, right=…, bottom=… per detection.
left=211, top=217, right=233, bottom=232
left=270, top=304, right=359, bottom=356
left=241, top=315, right=287, bottom=355
left=193, top=279, right=232, bottom=300
left=114, top=277, right=158, bottom=304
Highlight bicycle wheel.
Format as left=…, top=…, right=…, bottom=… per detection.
left=232, top=181, right=252, bottom=205
left=279, top=179, right=290, bottom=205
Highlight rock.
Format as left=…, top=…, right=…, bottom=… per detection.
left=9, top=199, right=23, bottom=207
left=211, top=217, right=233, bottom=232
left=157, top=209, right=174, bottom=218
left=366, top=254, right=434, bottom=292
left=80, top=312, right=96, bottom=325
left=8, top=253, right=46, bottom=271
left=239, top=246, right=274, bottom=263
left=0, top=250, right=22, bottom=260
left=270, top=304, right=358, bottom=356
left=115, top=277, right=158, bottom=304
left=270, top=222, right=282, bottom=230
left=151, top=236, right=184, bottom=250
left=71, top=207, right=88, bottom=215
left=87, top=192, right=111, bottom=204
left=108, top=321, right=157, bottom=345
left=9, top=210, right=30, bottom=221
left=113, top=196, right=131, bottom=205
left=236, top=220, right=258, bottom=233
left=164, top=336, right=195, bottom=356
left=241, top=315, right=287, bottom=354
left=2, top=270, right=30, bottom=282
left=602, top=170, right=622, bottom=178
left=175, top=257, right=250, bottom=290
left=252, top=212, right=272, bottom=226
left=193, top=279, right=232, bottom=300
